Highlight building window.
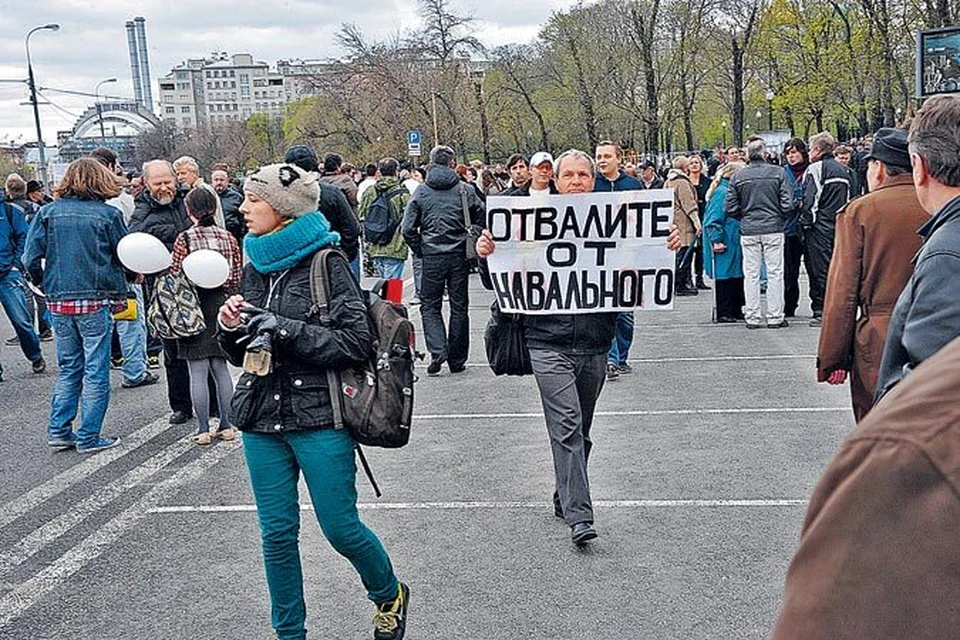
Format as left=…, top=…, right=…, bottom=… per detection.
left=165, top=106, right=175, bottom=114
left=205, top=71, right=211, bottom=78
left=181, top=106, right=190, bottom=113
left=230, top=70, right=236, bottom=77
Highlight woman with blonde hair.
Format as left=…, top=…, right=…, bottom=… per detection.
left=702, top=161, right=747, bottom=322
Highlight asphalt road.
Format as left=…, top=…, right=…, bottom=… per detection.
left=0, top=272, right=853, bottom=640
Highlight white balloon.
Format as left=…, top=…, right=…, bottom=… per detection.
left=182, top=249, right=230, bottom=289
left=117, top=232, right=172, bottom=274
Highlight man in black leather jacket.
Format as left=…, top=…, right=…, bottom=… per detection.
left=401, top=145, right=485, bottom=375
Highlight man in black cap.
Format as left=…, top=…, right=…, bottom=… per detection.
left=283, top=145, right=360, bottom=271
left=816, top=127, right=929, bottom=421
left=25, top=180, right=51, bottom=206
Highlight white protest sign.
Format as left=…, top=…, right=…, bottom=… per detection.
left=485, top=190, right=676, bottom=314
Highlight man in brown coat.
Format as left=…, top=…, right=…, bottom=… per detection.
left=816, top=127, right=930, bottom=421
left=665, top=156, right=701, bottom=296
left=772, top=334, right=960, bottom=639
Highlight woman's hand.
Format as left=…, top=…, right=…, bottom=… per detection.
left=713, top=242, right=727, bottom=254
left=666, top=224, right=682, bottom=252
left=477, top=229, right=496, bottom=258
left=219, top=294, right=250, bottom=329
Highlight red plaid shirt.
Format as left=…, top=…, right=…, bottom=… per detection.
left=169, top=224, right=242, bottom=294
left=47, top=299, right=127, bottom=315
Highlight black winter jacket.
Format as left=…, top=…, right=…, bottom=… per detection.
left=401, top=166, right=485, bottom=257
left=319, top=182, right=360, bottom=262
left=129, top=188, right=192, bottom=250
left=218, top=186, right=245, bottom=243
left=800, top=154, right=851, bottom=233
left=875, top=196, right=960, bottom=402
left=219, top=253, right=371, bottom=434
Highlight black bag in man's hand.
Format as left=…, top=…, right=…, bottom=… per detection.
left=484, top=302, right=533, bottom=376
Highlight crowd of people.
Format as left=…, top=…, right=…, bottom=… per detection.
left=0, top=93, right=957, bottom=639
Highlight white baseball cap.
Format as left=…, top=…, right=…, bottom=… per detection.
left=530, top=151, right=554, bottom=167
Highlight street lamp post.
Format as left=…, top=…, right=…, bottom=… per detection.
left=26, top=23, right=60, bottom=189
left=756, top=110, right=763, bottom=131
left=721, top=121, right=728, bottom=147
left=95, top=78, right=117, bottom=144
left=765, top=90, right=775, bottom=130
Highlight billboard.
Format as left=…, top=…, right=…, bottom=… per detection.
left=917, top=26, right=960, bottom=98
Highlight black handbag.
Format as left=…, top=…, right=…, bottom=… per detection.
left=484, top=302, right=533, bottom=376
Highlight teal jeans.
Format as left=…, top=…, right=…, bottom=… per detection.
left=243, top=429, right=399, bottom=640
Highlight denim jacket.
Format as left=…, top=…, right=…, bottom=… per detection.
left=23, top=197, right=129, bottom=302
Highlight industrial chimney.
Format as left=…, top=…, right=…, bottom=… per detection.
left=125, top=21, right=143, bottom=108
left=134, top=17, right=154, bottom=112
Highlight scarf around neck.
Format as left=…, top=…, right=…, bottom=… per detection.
left=244, top=212, right=341, bottom=274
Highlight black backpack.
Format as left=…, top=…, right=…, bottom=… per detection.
left=309, top=248, right=416, bottom=449
left=362, top=187, right=406, bottom=246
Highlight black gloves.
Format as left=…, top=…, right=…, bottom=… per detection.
left=244, top=310, right=280, bottom=337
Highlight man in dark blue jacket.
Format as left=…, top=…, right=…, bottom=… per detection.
left=594, top=141, right=642, bottom=380
left=875, top=95, right=960, bottom=402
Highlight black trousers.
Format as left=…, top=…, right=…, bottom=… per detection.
left=715, top=278, right=745, bottom=320
left=420, top=252, right=470, bottom=367
left=804, top=227, right=834, bottom=316
left=675, top=249, right=694, bottom=292
left=783, top=235, right=804, bottom=316
left=163, top=338, right=219, bottom=416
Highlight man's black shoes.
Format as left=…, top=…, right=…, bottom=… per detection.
left=571, top=522, right=597, bottom=546
left=169, top=410, right=191, bottom=425
left=426, top=356, right=446, bottom=376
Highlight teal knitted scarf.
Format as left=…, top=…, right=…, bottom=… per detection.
left=244, top=212, right=341, bottom=274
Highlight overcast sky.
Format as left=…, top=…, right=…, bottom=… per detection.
left=0, top=0, right=577, bottom=144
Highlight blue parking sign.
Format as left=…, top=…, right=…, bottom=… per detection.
left=407, top=130, right=422, bottom=146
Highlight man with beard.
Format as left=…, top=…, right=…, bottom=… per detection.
left=129, top=160, right=213, bottom=425
left=210, top=167, right=245, bottom=244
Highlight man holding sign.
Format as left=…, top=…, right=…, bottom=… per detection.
left=478, top=150, right=680, bottom=546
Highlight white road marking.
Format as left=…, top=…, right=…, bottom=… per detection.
left=0, top=438, right=195, bottom=575
left=0, top=441, right=240, bottom=630
left=146, top=498, right=807, bottom=515
left=414, top=407, right=850, bottom=420
left=0, top=416, right=176, bottom=529
left=457, top=354, right=815, bottom=367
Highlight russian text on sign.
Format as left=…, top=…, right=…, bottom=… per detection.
left=485, top=190, right=676, bottom=314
